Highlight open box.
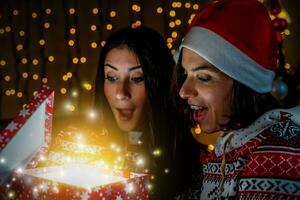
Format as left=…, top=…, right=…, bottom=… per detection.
left=0, top=85, right=149, bottom=199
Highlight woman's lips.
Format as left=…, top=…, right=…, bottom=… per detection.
left=117, top=108, right=134, bottom=121
left=193, top=109, right=208, bottom=123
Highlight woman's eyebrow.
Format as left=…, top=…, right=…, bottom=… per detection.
left=128, top=65, right=142, bottom=72
left=104, top=63, right=118, bottom=71
left=104, top=64, right=141, bottom=72
left=191, top=65, right=213, bottom=72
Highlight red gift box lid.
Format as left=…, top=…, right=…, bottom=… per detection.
left=0, top=85, right=54, bottom=185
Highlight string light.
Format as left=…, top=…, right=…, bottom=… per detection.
left=68, top=40, right=75, bottom=46
left=90, top=25, right=97, bottom=31
left=32, top=74, right=39, bottom=80
left=185, top=2, right=191, bottom=9
left=19, top=30, right=25, bottom=36
left=0, top=28, right=4, bottom=34
left=12, top=9, right=19, bottom=16
left=69, top=8, right=75, bottom=15
left=166, top=37, right=173, bottom=43
left=67, top=72, right=73, bottom=78
left=208, top=144, right=215, bottom=152
left=91, top=42, right=97, bottom=48
left=10, top=89, right=15, bottom=95
left=21, top=58, right=28, bottom=64
left=80, top=57, right=86, bottom=63
left=193, top=4, right=199, bottom=10
left=5, top=90, right=10, bottom=96
left=17, top=92, right=23, bottom=98
left=106, top=24, right=113, bottom=31
left=22, top=72, right=28, bottom=78
left=70, top=28, right=76, bottom=34
left=92, top=8, right=99, bottom=15
left=169, top=10, right=176, bottom=17
left=0, top=60, right=6, bottom=66
left=156, top=7, right=163, bottom=14
left=5, top=26, right=11, bottom=32
left=32, top=59, right=39, bottom=65
left=101, top=41, right=106, bottom=47
left=83, top=82, right=92, bottom=91
left=63, top=75, right=68, bottom=81
left=72, top=57, right=79, bottom=64
left=175, top=19, right=181, bottom=26
left=44, top=22, right=50, bottom=29
left=169, top=21, right=175, bottom=28
left=32, top=12, right=38, bottom=18
left=60, top=88, right=67, bottom=94
left=42, top=77, right=48, bottom=83
left=45, top=8, right=52, bottom=14
left=110, top=11, right=116, bottom=17
left=16, top=44, right=23, bottom=51
left=48, top=56, right=54, bottom=62
left=4, top=75, right=10, bottom=82
left=39, top=39, right=46, bottom=46
left=171, top=31, right=178, bottom=38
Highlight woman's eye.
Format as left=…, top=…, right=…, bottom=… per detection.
left=197, top=75, right=210, bottom=82
left=131, top=76, right=144, bottom=83
left=105, top=75, right=117, bottom=82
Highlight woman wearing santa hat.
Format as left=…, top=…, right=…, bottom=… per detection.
left=174, top=0, right=300, bottom=199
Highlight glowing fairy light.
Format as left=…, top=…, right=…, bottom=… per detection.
left=53, top=186, right=59, bottom=193
left=0, top=157, right=6, bottom=164
left=208, top=144, right=215, bottom=152
left=92, top=8, right=98, bottom=14
left=147, top=183, right=152, bottom=190
left=116, top=147, right=121, bottom=153
left=16, top=167, right=23, bottom=174
left=136, top=158, right=144, bottom=166
left=8, top=191, right=15, bottom=199
left=65, top=103, right=75, bottom=112
left=71, top=90, right=78, bottom=97
left=111, top=143, right=116, bottom=149
left=83, top=82, right=92, bottom=91
left=125, top=183, right=134, bottom=193
left=40, top=155, right=46, bottom=161
left=6, top=184, right=10, bottom=188
left=153, top=149, right=161, bottom=156
left=195, top=124, right=201, bottom=134
left=88, top=111, right=96, bottom=119
left=164, top=168, right=170, bottom=174
left=156, top=7, right=163, bottom=14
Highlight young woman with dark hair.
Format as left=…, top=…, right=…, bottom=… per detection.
left=94, top=26, right=198, bottom=199
left=174, top=0, right=300, bottom=199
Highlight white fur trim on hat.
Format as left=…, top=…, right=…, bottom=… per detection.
left=179, top=27, right=275, bottom=93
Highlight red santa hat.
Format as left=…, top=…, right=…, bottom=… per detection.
left=178, top=0, right=278, bottom=93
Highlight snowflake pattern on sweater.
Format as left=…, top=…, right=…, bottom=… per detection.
left=200, top=106, right=300, bottom=200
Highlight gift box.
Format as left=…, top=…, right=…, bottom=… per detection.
left=0, top=85, right=149, bottom=199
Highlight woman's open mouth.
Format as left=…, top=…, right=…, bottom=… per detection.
left=191, top=105, right=208, bottom=123
left=116, top=108, right=134, bottom=121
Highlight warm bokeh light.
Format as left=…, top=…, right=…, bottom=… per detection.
left=92, top=8, right=99, bottom=14
left=69, top=8, right=75, bottom=15
left=48, top=56, right=54, bottom=62
left=156, top=7, right=163, bottom=14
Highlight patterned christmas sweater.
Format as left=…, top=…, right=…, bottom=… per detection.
left=200, top=106, right=300, bottom=200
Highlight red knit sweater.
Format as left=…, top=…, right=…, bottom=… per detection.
left=200, top=106, right=300, bottom=199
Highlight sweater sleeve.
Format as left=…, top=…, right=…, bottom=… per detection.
left=238, top=122, right=300, bottom=199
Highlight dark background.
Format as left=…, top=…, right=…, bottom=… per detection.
left=0, top=0, right=299, bottom=132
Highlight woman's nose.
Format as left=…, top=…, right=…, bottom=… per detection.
left=179, top=78, right=198, bottom=99
left=116, top=81, right=131, bottom=100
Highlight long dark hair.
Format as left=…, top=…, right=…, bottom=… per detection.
left=94, top=26, right=180, bottom=198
